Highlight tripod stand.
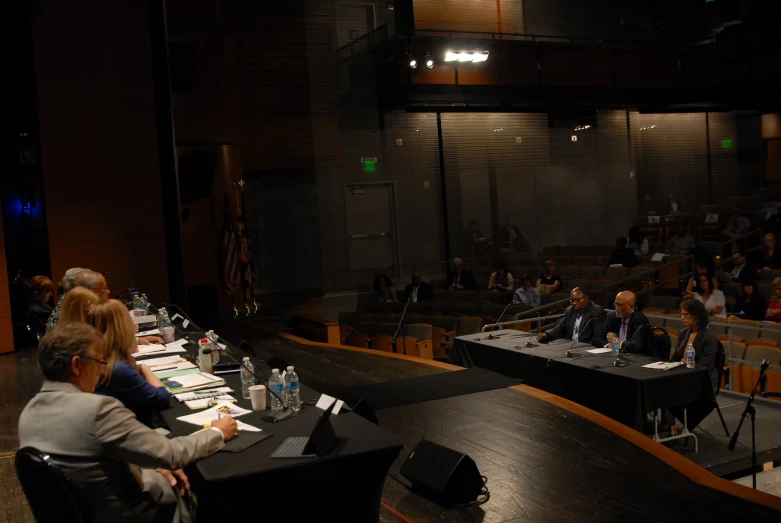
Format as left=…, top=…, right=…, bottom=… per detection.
left=727, top=359, right=769, bottom=489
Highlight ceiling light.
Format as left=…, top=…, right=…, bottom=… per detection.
left=409, top=58, right=417, bottom=69
left=425, top=53, right=435, bottom=69
left=458, top=52, right=472, bottom=62
left=444, top=50, right=489, bottom=63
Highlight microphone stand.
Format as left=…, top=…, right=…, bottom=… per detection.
left=565, top=318, right=594, bottom=359
left=728, top=359, right=769, bottom=489
left=392, top=298, right=411, bottom=354
left=611, top=324, right=648, bottom=368
left=482, top=301, right=513, bottom=340
left=524, top=308, right=556, bottom=348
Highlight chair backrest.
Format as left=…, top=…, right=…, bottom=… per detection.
left=574, top=256, right=595, bottom=267
left=558, top=266, right=582, bottom=279
left=379, top=322, right=398, bottom=336
left=759, top=325, right=781, bottom=345
left=648, top=328, right=672, bottom=359
left=728, top=319, right=762, bottom=340
left=664, top=316, right=684, bottom=332
left=477, top=290, right=501, bottom=304
left=758, top=270, right=781, bottom=282
left=433, top=316, right=458, bottom=331
left=604, top=267, right=629, bottom=280
left=649, top=295, right=680, bottom=312
left=15, top=447, right=86, bottom=523
left=757, top=284, right=774, bottom=303
left=715, top=341, right=726, bottom=393
left=355, top=321, right=381, bottom=336
left=566, top=278, right=592, bottom=291
left=581, top=266, right=605, bottom=279
left=590, top=278, right=616, bottom=291
left=553, top=256, right=574, bottom=267
left=743, top=345, right=781, bottom=365
left=406, top=323, right=433, bottom=341
left=456, top=316, right=484, bottom=336
left=433, top=289, right=453, bottom=302
left=458, top=290, right=479, bottom=302
left=708, top=320, right=729, bottom=337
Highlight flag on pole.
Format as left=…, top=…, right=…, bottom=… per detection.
left=222, top=196, right=239, bottom=293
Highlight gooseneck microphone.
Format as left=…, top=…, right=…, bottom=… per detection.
left=484, top=302, right=513, bottom=340
left=565, top=317, right=594, bottom=358
left=524, top=308, right=557, bottom=348
left=392, top=298, right=412, bottom=353
left=611, top=323, right=648, bottom=368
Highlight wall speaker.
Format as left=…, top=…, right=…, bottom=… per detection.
left=400, top=439, right=484, bottom=505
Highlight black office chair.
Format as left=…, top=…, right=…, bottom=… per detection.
left=713, top=342, right=731, bottom=437
left=15, top=447, right=86, bottom=523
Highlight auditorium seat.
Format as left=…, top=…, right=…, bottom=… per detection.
left=744, top=339, right=778, bottom=348
left=664, top=314, right=684, bottom=332
left=590, top=278, right=616, bottom=291
left=628, top=266, right=655, bottom=278
left=554, top=256, right=574, bottom=267
left=727, top=318, right=762, bottom=340
left=725, top=296, right=737, bottom=313
left=604, top=267, right=629, bottom=280
left=757, top=284, right=774, bottom=303
left=452, top=302, right=479, bottom=316
left=433, top=289, right=454, bottom=302
left=558, top=266, right=582, bottom=279
left=708, top=318, right=729, bottom=337
left=549, top=291, right=571, bottom=304
left=541, top=245, right=563, bottom=256
left=667, top=330, right=679, bottom=349
left=595, top=255, right=610, bottom=266
left=574, top=256, right=595, bottom=267
left=515, top=266, right=535, bottom=277
left=397, top=324, right=434, bottom=359
left=760, top=323, right=781, bottom=345
left=581, top=266, right=605, bottom=279
left=721, top=282, right=741, bottom=300
left=642, top=308, right=666, bottom=328
left=648, top=295, right=680, bottom=312
left=734, top=346, right=781, bottom=394
left=455, top=316, right=484, bottom=336
left=566, top=278, right=592, bottom=291
left=759, top=270, right=781, bottom=282
left=477, top=290, right=501, bottom=304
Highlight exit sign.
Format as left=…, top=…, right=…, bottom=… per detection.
left=361, top=157, right=377, bottom=173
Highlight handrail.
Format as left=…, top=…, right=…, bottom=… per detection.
left=481, top=312, right=564, bottom=332
left=336, top=24, right=389, bottom=61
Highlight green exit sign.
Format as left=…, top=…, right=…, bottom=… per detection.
left=361, top=157, right=377, bottom=173
left=721, top=139, right=734, bottom=149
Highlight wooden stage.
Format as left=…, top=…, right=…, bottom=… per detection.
left=3, top=326, right=781, bottom=522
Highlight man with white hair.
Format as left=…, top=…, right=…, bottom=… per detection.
left=46, top=267, right=90, bottom=331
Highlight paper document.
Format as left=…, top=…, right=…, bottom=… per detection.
left=237, top=421, right=261, bottom=432
left=315, top=394, right=344, bottom=414
left=586, top=348, right=613, bottom=354
left=151, top=361, right=197, bottom=374
left=138, top=329, right=161, bottom=337
left=642, top=361, right=685, bottom=371
left=651, top=253, right=667, bottom=262
left=155, top=367, right=200, bottom=380
left=183, top=319, right=190, bottom=328
left=177, top=401, right=252, bottom=426
left=171, top=313, right=182, bottom=322
left=132, top=315, right=157, bottom=325
left=163, top=372, right=224, bottom=393
left=185, top=395, right=237, bottom=410
left=135, top=345, right=187, bottom=357
left=166, top=339, right=189, bottom=348
left=142, top=355, right=186, bottom=367
left=174, top=386, right=234, bottom=402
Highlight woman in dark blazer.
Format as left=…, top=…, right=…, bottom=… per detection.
left=672, top=299, right=719, bottom=390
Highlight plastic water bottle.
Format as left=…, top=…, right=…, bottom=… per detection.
left=132, top=293, right=141, bottom=310
left=240, top=357, right=257, bottom=399
left=285, top=366, right=301, bottom=411
left=269, top=369, right=285, bottom=411
left=156, top=307, right=171, bottom=330
left=140, top=294, right=149, bottom=311
left=611, top=337, right=620, bottom=358
left=685, top=343, right=696, bottom=369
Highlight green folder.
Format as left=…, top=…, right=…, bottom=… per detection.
left=156, top=367, right=201, bottom=380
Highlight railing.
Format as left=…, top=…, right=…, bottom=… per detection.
left=337, top=24, right=389, bottom=62
left=481, top=312, right=564, bottom=332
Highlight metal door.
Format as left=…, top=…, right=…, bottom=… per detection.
left=344, top=183, right=398, bottom=279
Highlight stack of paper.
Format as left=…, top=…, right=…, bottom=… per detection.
left=642, top=361, right=685, bottom=371
left=142, top=355, right=186, bottom=367
left=138, top=328, right=161, bottom=337
left=162, top=372, right=225, bottom=393
left=173, top=386, right=234, bottom=402
left=177, top=401, right=261, bottom=432
left=184, top=395, right=236, bottom=410
left=134, top=339, right=190, bottom=358
left=151, top=361, right=199, bottom=379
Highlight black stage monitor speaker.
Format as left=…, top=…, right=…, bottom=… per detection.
left=400, top=439, right=484, bottom=505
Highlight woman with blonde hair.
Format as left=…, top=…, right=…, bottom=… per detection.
left=58, top=286, right=101, bottom=324
left=87, top=299, right=170, bottom=426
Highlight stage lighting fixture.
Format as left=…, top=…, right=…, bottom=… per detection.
left=425, top=53, right=435, bottom=69
left=408, top=54, right=418, bottom=69
left=444, top=50, right=489, bottom=63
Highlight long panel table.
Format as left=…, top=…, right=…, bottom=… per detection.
left=451, top=330, right=716, bottom=432
left=153, top=324, right=403, bottom=522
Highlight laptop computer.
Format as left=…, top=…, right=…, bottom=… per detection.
left=270, top=401, right=339, bottom=458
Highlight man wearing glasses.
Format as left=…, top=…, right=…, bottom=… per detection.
left=729, top=249, right=757, bottom=286
left=592, top=291, right=651, bottom=353
left=537, top=287, right=606, bottom=344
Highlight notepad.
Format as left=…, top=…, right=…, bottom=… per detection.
left=586, top=348, right=613, bottom=354
left=138, top=329, right=161, bottom=337
left=642, top=361, right=684, bottom=371
left=142, top=355, right=186, bottom=367
left=163, top=372, right=225, bottom=393
left=174, top=386, right=234, bottom=402
left=184, top=395, right=237, bottom=410
left=135, top=345, right=187, bottom=357
left=177, top=401, right=252, bottom=425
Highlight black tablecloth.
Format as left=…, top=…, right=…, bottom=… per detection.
left=451, top=331, right=715, bottom=432
left=154, top=327, right=402, bottom=522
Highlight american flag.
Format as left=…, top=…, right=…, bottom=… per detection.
left=222, top=197, right=239, bottom=293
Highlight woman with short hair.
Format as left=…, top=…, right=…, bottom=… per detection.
left=26, top=275, right=56, bottom=335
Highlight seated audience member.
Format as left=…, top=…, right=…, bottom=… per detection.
left=627, top=227, right=649, bottom=257
left=672, top=299, right=718, bottom=389
left=684, top=262, right=719, bottom=299
left=446, top=257, right=476, bottom=291
left=765, top=277, right=781, bottom=322
left=488, top=261, right=514, bottom=292
left=18, top=322, right=237, bottom=523
left=467, top=220, right=491, bottom=246
left=667, top=192, right=682, bottom=215
left=722, top=207, right=751, bottom=242
left=693, top=273, right=727, bottom=319
left=729, top=248, right=757, bottom=285
left=665, top=226, right=696, bottom=255
left=765, top=206, right=781, bottom=240
left=404, top=274, right=433, bottom=303
left=760, top=233, right=781, bottom=271
left=373, top=274, right=398, bottom=303
left=536, top=260, right=562, bottom=299
left=74, top=271, right=112, bottom=301
left=512, top=273, right=541, bottom=308
left=734, top=282, right=768, bottom=321
left=592, top=291, right=651, bottom=353
left=537, top=288, right=606, bottom=344
left=46, top=267, right=90, bottom=331
left=26, top=275, right=55, bottom=336
left=608, top=237, right=638, bottom=268
left=643, top=194, right=657, bottom=216
left=87, top=299, right=172, bottom=426
left=499, top=217, right=530, bottom=253
left=59, top=287, right=101, bottom=324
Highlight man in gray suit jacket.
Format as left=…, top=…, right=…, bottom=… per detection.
left=18, top=323, right=238, bottom=523
left=537, top=287, right=607, bottom=344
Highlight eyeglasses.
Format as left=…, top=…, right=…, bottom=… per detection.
left=569, top=296, right=586, bottom=304
left=83, top=356, right=108, bottom=370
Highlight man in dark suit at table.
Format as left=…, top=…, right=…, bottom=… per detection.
left=537, top=287, right=606, bottom=344
left=404, top=274, right=433, bottom=302
left=446, top=257, right=476, bottom=291
left=592, top=291, right=651, bottom=353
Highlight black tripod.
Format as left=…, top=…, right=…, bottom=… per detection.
left=727, top=359, right=769, bottom=489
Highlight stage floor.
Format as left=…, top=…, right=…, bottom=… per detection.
left=231, top=325, right=781, bottom=522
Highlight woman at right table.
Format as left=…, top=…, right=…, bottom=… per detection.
left=672, top=299, right=718, bottom=390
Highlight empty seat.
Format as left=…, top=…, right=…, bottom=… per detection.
left=628, top=266, right=655, bottom=278
left=648, top=295, right=681, bottom=312
left=574, top=256, right=595, bottom=267
left=758, top=284, right=774, bottom=303
left=433, top=289, right=454, bottom=302
left=549, top=291, right=571, bottom=304
left=595, top=255, right=610, bottom=267
left=727, top=318, right=762, bottom=340
left=566, top=278, right=592, bottom=291
left=455, top=316, right=484, bottom=336
left=581, top=266, right=605, bottom=279
left=759, top=270, right=781, bottom=281
left=477, top=290, right=501, bottom=304
left=760, top=324, right=781, bottom=345
left=590, top=278, right=616, bottom=291
left=664, top=315, right=684, bottom=332
left=604, top=267, right=629, bottom=280
left=541, top=245, right=563, bottom=256
left=399, top=323, right=434, bottom=359
left=458, top=290, right=480, bottom=302
left=708, top=319, right=729, bottom=337
left=558, top=266, right=582, bottom=279
left=554, top=256, right=574, bottom=267
left=642, top=308, right=667, bottom=328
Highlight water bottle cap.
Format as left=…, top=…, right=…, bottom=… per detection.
left=286, top=366, right=294, bottom=372
left=271, top=368, right=279, bottom=374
